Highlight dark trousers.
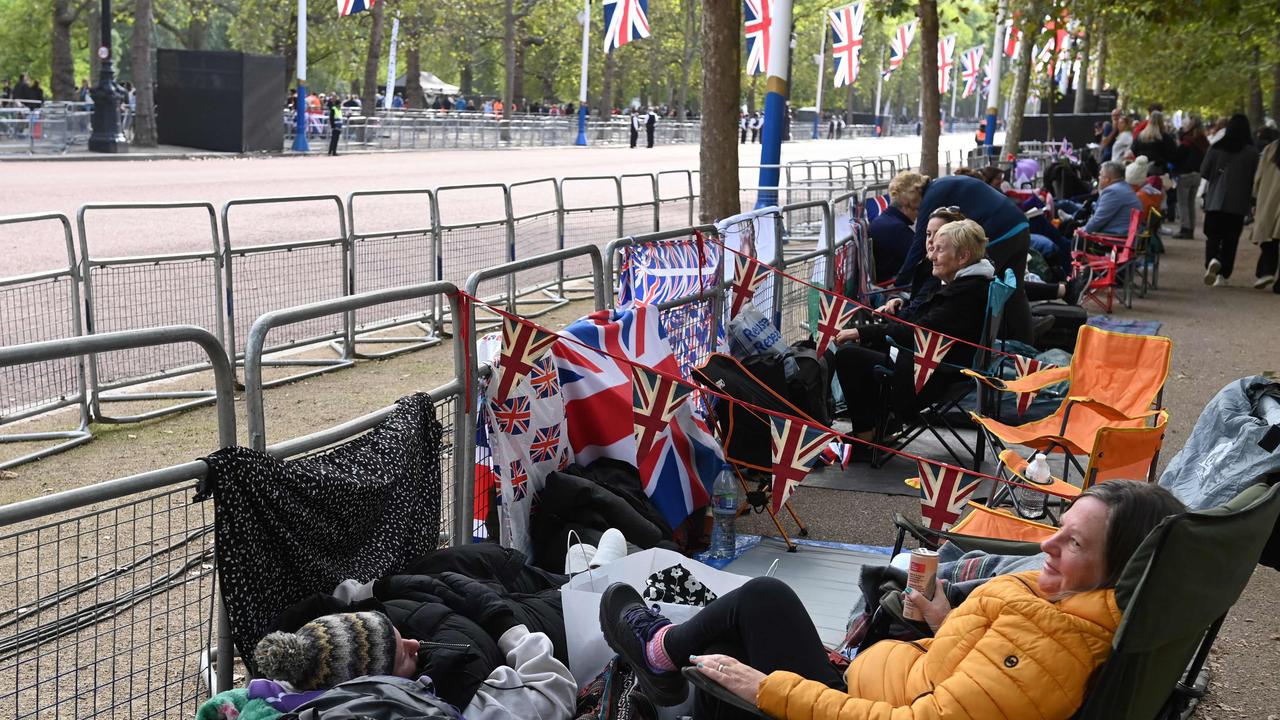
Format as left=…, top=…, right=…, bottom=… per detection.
left=1204, top=211, right=1245, bottom=278
left=630, top=128, right=638, bottom=148
left=1258, top=241, right=1279, bottom=288
left=1024, top=280, right=1060, bottom=302
left=646, top=128, right=654, bottom=148
left=327, top=129, right=340, bottom=156
left=986, top=228, right=1033, bottom=344
left=833, top=343, right=892, bottom=432
left=751, top=129, right=759, bottom=143
left=741, top=128, right=747, bottom=144
left=663, top=577, right=844, bottom=720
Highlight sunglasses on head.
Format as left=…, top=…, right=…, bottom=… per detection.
left=929, top=206, right=963, bottom=219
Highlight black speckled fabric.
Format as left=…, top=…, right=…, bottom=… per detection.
left=202, top=392, right=444, bottom=673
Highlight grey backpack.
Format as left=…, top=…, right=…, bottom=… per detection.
left=284, top=675, right=463, bottom=720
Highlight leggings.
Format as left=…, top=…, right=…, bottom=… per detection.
left=662, top=577, right=845, bottom=719
left=985, top=229, right=1033, bottom=344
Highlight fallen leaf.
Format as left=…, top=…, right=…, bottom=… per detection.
left=0, top=469, right=16, bottom=481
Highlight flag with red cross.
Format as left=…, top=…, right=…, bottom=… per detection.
left=770, top=417, right=838, bottom=512
left=916, top=459, right=983, bottom=531
left=631, top=364, right=694, bottom=465
left=815, top=292, right=856, bottom=356
left=1012, top=354, right=1055, bottom=416
left=912, top=327, right=956, bottom=393
left=494, top=317, right=559, bottom=402
left=729, top=253, right=772, bottom=319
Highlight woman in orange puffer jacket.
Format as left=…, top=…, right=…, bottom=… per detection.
left=598, top=480, right=1185, bottom=720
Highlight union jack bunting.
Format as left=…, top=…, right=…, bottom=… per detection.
left=602, top=0, right=651, bottom=54
left=1012, top=354, right=1055, bottom=416
left=829, top=3, right=865, bottom=88
left=631, top=364, right=694, bottom=463
left=912, top=327, right=956, bottom=393
left=528, top=356, right=560, bottom=399
left=337, top=0, right=374, bottom=16
left=916, top=459, right=983, bottom=531
left=494, top=317, right=559, bottom=402
left=508, top=460, right=530, bottom=494
left=529, top=425, right=562, bottom=464
left=961, top=46, right=985, bottom=98
left=744, top=0, right=773, bottom=76
left=820, top=440, right=855, bottom=469
left=1002, top=21, right=1021, bottom=58
left=770, top=417, right=838, bottom=511
left=864, top=194, right=891, bottom=222
left=729, top=253, right=772, bottom=318
left=937, top=35, right=957, bottom=95
left=881, top=20, right=916, bottom=80
left=490, top=395, right=533, bottom=435
left=814, top=292, right=856, bottom=356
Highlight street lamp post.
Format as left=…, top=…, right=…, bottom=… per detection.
left=88, top=0, right=127, bottom=153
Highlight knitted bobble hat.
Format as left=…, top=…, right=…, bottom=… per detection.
left=254, top=611, right=398, bottom=690
left=1125, top=156, right=1150, bottom=186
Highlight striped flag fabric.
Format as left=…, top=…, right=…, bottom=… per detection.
left=829, top=3, right=865, bottom=88
left=338, top=0, right=375, bottom=16
left=916, top=459, right=983, bottom=531
left=603, top=0, right=651, bottom=54
left=881, top=20, right=916, bottom=80
left=863, top=194, right=891, bottom=222
left=494, top=317, right=559, bottom=402
left=632, top=364, right=694, bottom=463
left=961, top=46, right=985, bottom=98
left=1003, top=21, right=1021, bottom=58
left=729, top=253, right=772, bottom=318
left=911, top=327, right=956, bottom=393
left=814, top=292, right=856, bottom=356
left=937, top=35, right=957, bottom=95
left=770, top=417, right=839, bottom=511
left=744, top=0, right=773, bottom=76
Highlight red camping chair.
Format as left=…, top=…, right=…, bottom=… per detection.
left=1072, top=208, right=1142, bottom=313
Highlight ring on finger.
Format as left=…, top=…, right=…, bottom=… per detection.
left=718, top=663, right=725, bottom=672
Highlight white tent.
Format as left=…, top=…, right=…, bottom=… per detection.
left=393, top=71, right=461, bottom=96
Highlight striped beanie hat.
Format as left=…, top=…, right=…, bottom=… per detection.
left=254, top=611, right=397, bottom=690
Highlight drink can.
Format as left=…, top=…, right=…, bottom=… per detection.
left=903, top=548, right=939, bottom=622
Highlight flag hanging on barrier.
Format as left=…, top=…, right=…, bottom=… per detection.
left=961, top=46, right=985, bottom=98
left=632, top=364, right=694, bottom=463
left=744, top=0, right=773, bottom=76
left=912, top=327, right=956, bottom=393
left=815, top=292, right=856, bottom=356
left=937, top=35, right=957, bottom=95
left=770, top=417, right=838, bottom=512
left=916, top=459, right=983, bottom=530
left=493, top=316, right=559, bottom=402
left=338, top=0, right=375, bottom=16
left=729, top=254, right=772, bottom=319
left=829, top=3, right=865, bottom=88
left=864, top=194, right=891, bottom=222
left=881, top=20, right=916, bottom=80
left=616, top=235, right=720, bottom=307
left=603, top=0, right=651, bottom=54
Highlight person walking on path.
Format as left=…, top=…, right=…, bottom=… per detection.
left=1200, top=114, right=1259, bottom=286
left=1174, top=116, right=1209, bottom=238
left=1251, top=135, right=1280, bottom=292
left=645, top=107, right=656, bottom=148
left=327, top=100, right=343, bottom=156
left=630, top=111, right=641, bottom=148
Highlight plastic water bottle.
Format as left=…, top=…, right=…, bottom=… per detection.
left=1017, top=453, right=1051, bottom=519
left=709, top=465, right=739, bottom=559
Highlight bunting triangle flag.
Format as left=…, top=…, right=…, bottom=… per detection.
left=493, top=317, right=559, bottom=402
left=729, top=253, right=772, bottom=318
left=916, top=459, right=983, bottom=531
left=1012, top=355, right=1055, bottom=416
left=631, top=364, right=694, bottom=464
left=814, top=292, right=856, bottom=356
left=769, top=417, right=838, bottom=511
left=912, top=327, right=956, bottom=393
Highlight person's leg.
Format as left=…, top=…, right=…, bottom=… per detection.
left=833, top=344, right=891, bottom=433
left=1256, top=241, right=1279, bottom=286
left=986, top=229, right=1034, bottom=344
left=1024, top=279, right=1062, bottom=302
left=1218, top=217, right=1243, bottom=279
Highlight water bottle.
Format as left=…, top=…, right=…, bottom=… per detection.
left=1017, top=453, right=1051, bottom=519
left=709, top=465, right=739, bottom=559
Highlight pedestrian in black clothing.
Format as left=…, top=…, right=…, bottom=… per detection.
left=1200, top=114, right=1259, bottom=286
left=645, top=108, right=656, bottom=148
left=327, top=100, right=343, bottom=156
left=629, top=111, right=641, bottom=148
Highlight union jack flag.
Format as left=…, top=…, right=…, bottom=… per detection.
left=881, top=20, right=916, bottom=80
left=602, top=0, right=651, bottom=54
left=617, top=236, right=719, bottom=307
left=632, top=365, right=694, bottom=463
left=820, top=440, right=855, bottom=469
left=729, top=253, right=772, bottom=318
left=814, top=292, right=856, bottom=356
left=769, top=417, right=838, bottom=512
left=528, top=356, right=559, bottom=399
left=937, top=35, right=957, bottom=95
left=863, top=194, right=891, bottom=222
left=1012, top=354, right=1056, bottom=416
left=829, top=3, right=865, bottom=88
left=916, top=459, right=983, bottom=531
left=744, top=0, right=772, bottom=76
left=508, top=460, right=530, bottom=496
left=529, top=425, right=562, bottom=464
left=912, top=327, right=955, bottom=393
left=494, top=316, right=559, bottom=402
left=961, top=46, right=985, bottom=98
left=490, top=395, right=532, bottom=435
left=1003, top=21, right=1021, bottom=58
left=337, top=0, right=374, bottom=16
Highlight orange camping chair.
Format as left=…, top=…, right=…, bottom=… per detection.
left=890, top=495, right=1055, bottom=555
left=966, top=324, right=1172, bottom=484
left=993, top=410, right=1169, bottom=520
left=1072, top=208, right=1142, bottom=313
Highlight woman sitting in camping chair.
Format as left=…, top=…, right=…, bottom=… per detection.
left=598, top=480, right=1186, bottom=720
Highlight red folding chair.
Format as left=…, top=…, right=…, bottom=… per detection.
left=1072, top=208, right=1142, bottom=313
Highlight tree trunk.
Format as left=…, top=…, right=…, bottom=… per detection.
left=405, top=41, right=422, bottom=109
left=1004, top=17, right=1037, bottom=158
left=50, top=0, right=77, bottom=100
left=1072, top=19, right=1090, bottom=114
left=1246, top=46, right=1264, bottom=132
left=1092, top=28, right=1106, bottom=94
left=131, top=0, right=157, bottom=146
left=89, top=7, right=101, bottom=81
left=699, top=1, right=740, bottom=223
left=675, top=0, right=696, bottom=119
left=361, top=1, right=385, bottom=112
left=502, top=0, right=517, bottom=120
left=460, top=63, right=473, bottom=96
left=186, top=16, right=208, bottom=51
left=918, top=0, right=940, bottom=177
left=598, top=51, right=615, bottom=121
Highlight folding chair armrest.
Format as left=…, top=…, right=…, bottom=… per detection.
left=1061, top=396, right=1160, bottom=423
left=1074, top=229, right=1125, bottom=253
left=892, top=512, right=946, bottom=551
left=961, top=365, right=1069, bottom=394
left=682, top=667, right=769, bottom=717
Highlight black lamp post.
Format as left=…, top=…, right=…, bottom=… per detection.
left=89, top=0, right=127, bottom=153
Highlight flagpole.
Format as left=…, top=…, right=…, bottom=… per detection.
left=291, top=0, right=308, bottom=152
left=983, top=0, right=1006, bottom=151
left=574, top=0, right=590, bottom=146
left=874, top=46, right=884, bottom=133
left=812, top=18, right=826, bottom=139
left=384, top=12, right=400, bottom=110
left=948, top=51, right=957, bottom=131
left=756, top=0, right=793, bottom=208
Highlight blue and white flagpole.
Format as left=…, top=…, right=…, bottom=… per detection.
left=756, top=0, right=793, bottom=208
left=983, top=0, right=1006, bottom=152
left=575, top=0, right=591, bottom=146
left=812, top=20, right=825, bottom=140
left=292, top=0, right=309, bottom=152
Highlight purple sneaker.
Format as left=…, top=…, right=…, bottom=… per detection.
left=598, top=582, right=689, bottom=706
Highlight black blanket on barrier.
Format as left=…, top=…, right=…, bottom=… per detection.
left=199, top=392, right=444, bottom=674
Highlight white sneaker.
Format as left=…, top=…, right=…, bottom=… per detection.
left=1254, top=275, right=1276, bottom=289
left=1213, top=276, right=1229, bottom=287
left=1204, top=258, right=1221, bottom=286
left=565, top=543, right=598, bottom=575
left=589, top=528, right=629, bottom=569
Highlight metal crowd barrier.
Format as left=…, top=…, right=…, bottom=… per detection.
left=221, top=195, right=352, bottom=386
left=656, top=170, right=696, bottom=229
left=508, top=178, right=565, bottom=311
left=0, top=325, right=237, bottom=720
left=0, top=213, right=90, bottom=468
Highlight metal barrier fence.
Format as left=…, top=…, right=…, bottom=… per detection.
left=0, top=213, right=90, bottom=469
left=0, top=102, right=93, bottom=154
left=0, top=325, right=237, bottom=720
